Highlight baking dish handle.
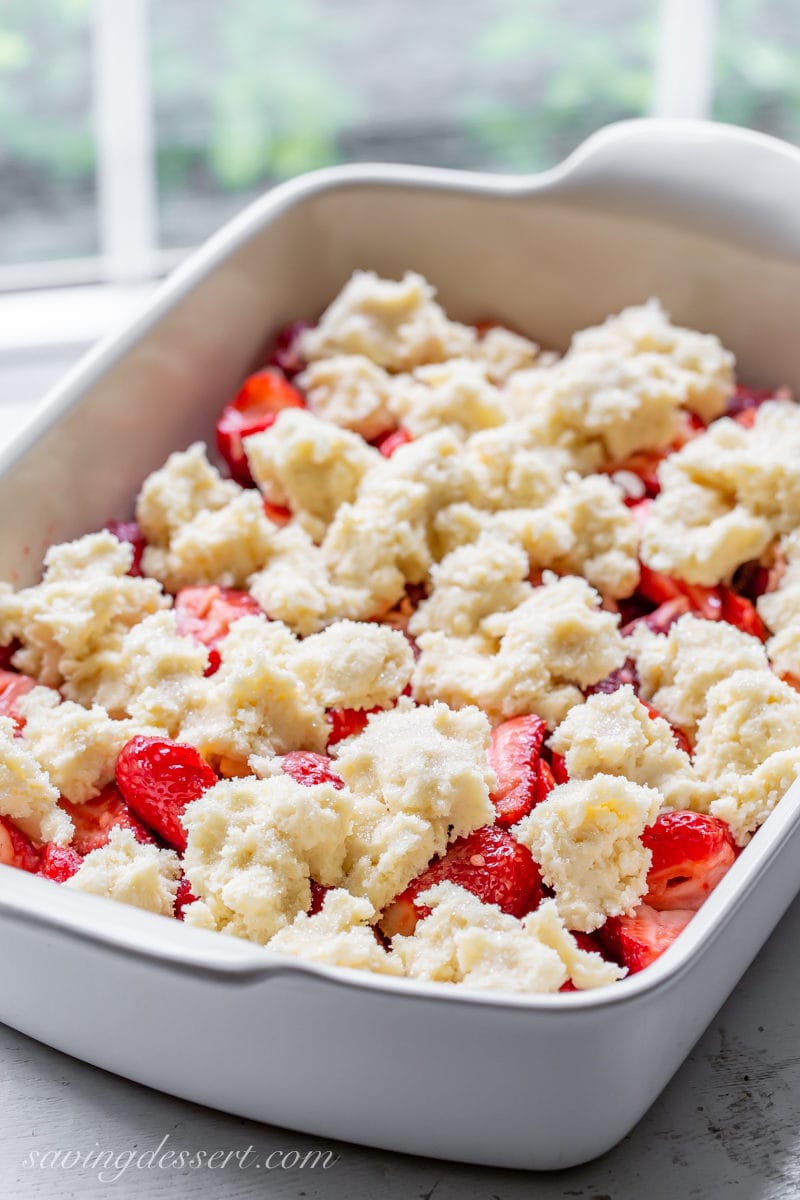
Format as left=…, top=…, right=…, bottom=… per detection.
left=547, top=117, right=800, bottom=256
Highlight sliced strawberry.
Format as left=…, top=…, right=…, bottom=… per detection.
left=281, top=751, right=344, bottom=790
left=719, top=588, right=768, bottom=641
left=37, top=843, right=82, bottom=883
left=0, top=816, right=41, bottom=873
left=105, top=520, right=147, bottom=576
left=487, top=714, right=548, bottom=827
left=642, top=811, right=736, bottom=911
left=549, top=751, right=570, bottom=785
left=266, top=320, right=311, bottom=379
left=116, top=736, right=217, bottom=852
left=61, top=783, right=156, bottom=855
left=174, top=875, right=198, bottom=920
left=216, top=368, right=305, bottom=485
left=375, top=427, right=412, bottom=458
left=599, top=904, right=694, bottom=973
left=783, top=672, right=800, bottom=693
left=309, top=881, right=332, bottom=916
left=326, top=706, right=377, bottom=747
left=533, top=758, right=556, bottom=805
left=380, top=825, right=542, bottom=938
left=0, top=670, right=37, bottom=731
left=174, top=585, right=262, bottom=675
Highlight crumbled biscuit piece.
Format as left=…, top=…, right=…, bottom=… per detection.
left=641, top=402, right=800, bottom=584
left=0, top=531, right=167, bottom=705
left=17, top=687, right=134, bottom=804
left=0, top=716, right=72, bottom=844
left=388, top=359, right=506, bottom=438
left=143, top=490, right=278, bottom=592
left=298, top=354, right=398, bottom=440
left=299, top=271, right=476, bottom=370
left=517, top=474, right=640, bottom=598
left=117, top=610, right=209, bottom=734
left=294, top=621, right=414, bottom=710
left=320, top=478, right=432, bottom=618
left=178, top=615, right=328, bottom=767
left=413, top=575, right=627, bottom=727
left=629, top=614, right=769, bottom=734
left=505, top=351, right=687, bottom=470
left=461, top=424, right=572, bottom=512
left=468, top=325, right=541, bottom=384
left=758, top=531, right=800, bottom=680
left=66, top=827, right=180, bottom=916
left=570, top=300, right=734, bottom=423
left=267, top=889, right=401, bottom=975
left=549, top=686, right=700, bottom=811
left=181, top=774, right=354, bottom=943
left=409, top=535, right=532, bottom=638
left=693, top=670, right=800, bottom=844
left=334, top=702, right=495, bottom=909
left=248, top=523, right=369, bottom=636
left=514, top=775, right=661, bottom=931
left=693, top=669, right=800, bottom=779
left=136, top=442, right=240, bottom=548
left=245, top=408, right=380, bottom=540
left=392, top=884, right=624, bottom=991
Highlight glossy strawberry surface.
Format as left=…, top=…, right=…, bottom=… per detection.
left=643, top=811, right=737, bottom=911
left=116, top=736, right=217, bottom=851
left=380, top=825, right=542, bottom=938
left=281, top=751, right=344, bottom=790
left=599, top=903, right=694, bottom=973
left=487, top=714, right=548, bottom=827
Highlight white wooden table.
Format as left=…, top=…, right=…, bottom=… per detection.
left=1, top=355, right=798, bottom=1199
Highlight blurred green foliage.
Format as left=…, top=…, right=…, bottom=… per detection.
left=0, top=0, right=93, bottom=185
left=1, top=0, right=800, bottom=258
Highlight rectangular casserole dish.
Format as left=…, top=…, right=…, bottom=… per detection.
left=1, top=118, right=800, bottom=1171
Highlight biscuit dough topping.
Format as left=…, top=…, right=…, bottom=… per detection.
left=1, top=272, right=797, bottom=994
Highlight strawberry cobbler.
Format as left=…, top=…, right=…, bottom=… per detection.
left=1, top=270, right=799, bottom=994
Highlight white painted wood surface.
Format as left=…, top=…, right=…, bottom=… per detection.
left=1, top=355, right=799, bottom=1199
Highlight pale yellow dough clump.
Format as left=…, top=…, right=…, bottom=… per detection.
left=66, top=827, right=181, bottom=916
left=514, top=775, right=661, bottom=932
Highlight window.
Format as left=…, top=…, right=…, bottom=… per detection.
left=0, top=0, right=795, bottom=293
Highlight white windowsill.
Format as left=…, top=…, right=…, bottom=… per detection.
left=0, top=282, right=158, bottom=361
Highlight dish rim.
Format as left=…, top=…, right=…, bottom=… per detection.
left=2, top=115, right=800, bottom=1014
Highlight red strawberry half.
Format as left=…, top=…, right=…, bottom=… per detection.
left=216, top=368, right=305, bottom=485
left=281, top=751, right=344, bottom=790
left=116, top=736, right=217, bottom=852
left=380, top=825, right=542, bottom=938
left=487, top=714, right=548, bottom=827
left=0, top=816, right=41, bottom=873
left=642, top=810, right=736, bottom=911
left=61, top=783, right=156, bottom=856
left=599, top=903, right=694, bottom=973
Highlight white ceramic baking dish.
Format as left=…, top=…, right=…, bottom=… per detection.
left=1, top=118, right=800, bottom=1171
